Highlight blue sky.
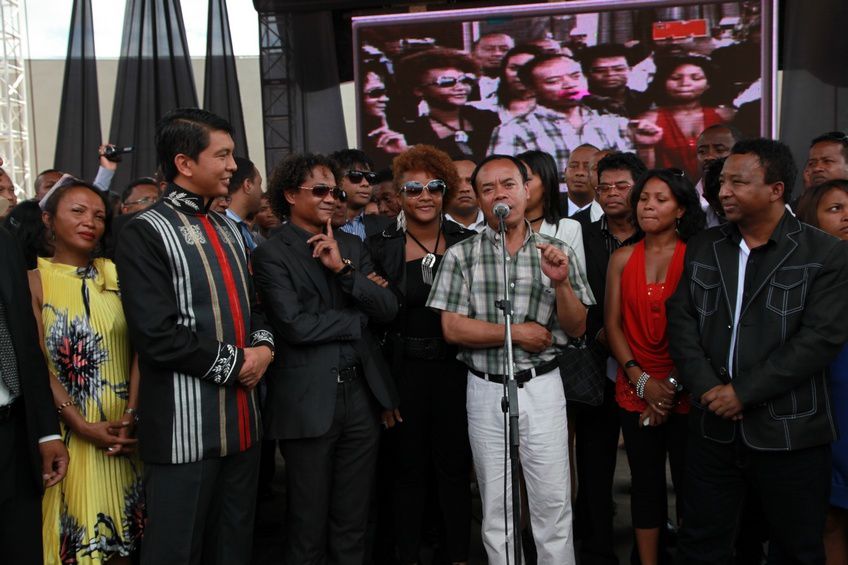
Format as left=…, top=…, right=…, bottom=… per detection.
left=23, top=0, right=260, bottom=59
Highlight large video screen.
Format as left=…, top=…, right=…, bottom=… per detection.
left=352, top=0, right=775, bottom=181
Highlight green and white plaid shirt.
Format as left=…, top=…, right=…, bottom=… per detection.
left=488, top=105, right=633, bottom=174
left=427, top=222, right=595, bottom=375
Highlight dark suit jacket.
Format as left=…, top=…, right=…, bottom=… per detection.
left=104, top=212, right=136, bottom=259
left=252, top=223, right=399, bottom=440
left=363, top=213, right=392, bottom=239
left=668, top=213, right=848, bottom=450
left=0, top=227, right=59, bottom=493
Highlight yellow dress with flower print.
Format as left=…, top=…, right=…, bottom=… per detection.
left=38, top=257, right=144, bottom=565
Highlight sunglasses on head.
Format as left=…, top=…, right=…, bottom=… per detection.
left=346, top=170, right=377, bottom=184
left=364, top=87, right=387, bottom=99
left=400, top=179, right=447, bottom=197
left=298, top=184, right=346, bottom=201
left=424, top=74, right=477, bottom=88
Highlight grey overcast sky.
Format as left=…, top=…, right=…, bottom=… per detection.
left=23, top=0, right=260, bottom=59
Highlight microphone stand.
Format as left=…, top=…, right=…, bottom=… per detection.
left=495, top=211, right=522, bottom=565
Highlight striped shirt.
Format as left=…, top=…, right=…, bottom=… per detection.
left=426, top=222, right=595, bottom=374
left=115, top=184, right=274, bottom=465
left=340, top=210, right=368, bottom=241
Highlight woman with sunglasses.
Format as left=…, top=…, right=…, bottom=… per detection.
left=29, top=177, right=143, bottom=564
left=605, top=169, right=705, bottom=565
left=360, top=62, right=409, bottom=166
left=798, top=179, right=848, bottom=564
left=367, top=145, right=475, bottom=565
left=395, top=48, right=500, bottom=163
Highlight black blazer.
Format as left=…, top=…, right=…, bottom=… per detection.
left=579, top=216, right=642, bottom=342
left=667, top=213, right=848, bottom=450
left=366, top=218, right=475, bottom=310
left=252, top=223, right=399, bottom=440
left=0, top=227, right=60, bottom=492
left=362, top=214, right=392, bottom=240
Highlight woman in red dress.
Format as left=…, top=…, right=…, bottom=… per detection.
left=605, top=168, right=706, bottom=565
left=634, top=56, right=734, bottom=182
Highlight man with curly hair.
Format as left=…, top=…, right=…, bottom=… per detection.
left=252, top=153, right=399, bottom=564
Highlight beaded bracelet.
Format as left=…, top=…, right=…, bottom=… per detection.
left=57, top=399, right=75, bottom=415
left=635, top=372, right=651, bottom=399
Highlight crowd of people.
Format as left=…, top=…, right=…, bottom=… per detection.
left=0, top=90, right=847, bottom=565
left=359, top=22, right=762, bottom=177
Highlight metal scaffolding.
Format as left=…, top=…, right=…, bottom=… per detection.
left=258, top=11, right=299, bottom=175
left=0, top=0, right=29, bottom=197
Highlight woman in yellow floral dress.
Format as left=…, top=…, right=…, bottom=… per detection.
left=29, top=177, right=144, bottom=564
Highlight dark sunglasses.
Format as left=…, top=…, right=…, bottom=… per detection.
left=346, top=170, right=377, bottom=184
left=400, top=179, right=447, bottom=197
left=298, top=184, right=346, bottom=201
left=424, top=74, right=477, bottom=88
left=364, top=87, right=387, bottom=99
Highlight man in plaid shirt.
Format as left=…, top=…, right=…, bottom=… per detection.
left=427, top=155, right=594, bottom=565
left=488, top=54, right=639, bottom=174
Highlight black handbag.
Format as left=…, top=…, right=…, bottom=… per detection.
left=558, top=338, right=608, bottom=407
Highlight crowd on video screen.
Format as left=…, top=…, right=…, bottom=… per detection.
left=357, top=1, right=764, bottom=182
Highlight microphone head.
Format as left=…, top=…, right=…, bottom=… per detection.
left=493, top=202, right=510, bottom=218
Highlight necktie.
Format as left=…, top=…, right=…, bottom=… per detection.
left=0, top=299, right=21, bottom=397
left=239, top=222, right=257, bottom=252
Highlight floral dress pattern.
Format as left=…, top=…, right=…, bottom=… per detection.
left=38, top=257, right=144, bottom=564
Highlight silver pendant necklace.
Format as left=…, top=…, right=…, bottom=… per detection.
left=406, top=221, right=443, bottom=286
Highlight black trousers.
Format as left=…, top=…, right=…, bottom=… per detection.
left=675, top=430, right=831, bottom=565
left=0, top=404, right=43, bottom=565
left=282, top=376, right=380, bottom=565
left=387, top=357, right=472, bottom=563
left=572, top=379, right=621, bottom=565
left=140, top=443, right=261, bottom=565
left=620, top=409, right=687, bottom=529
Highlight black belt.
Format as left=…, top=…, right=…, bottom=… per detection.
left=402, top=336, right=450, bottom=361
left=0, top=398, right=21, bottom=423
left=469, top=359, right=559, bottom=388
left=337, top=364, right=362, bottom=384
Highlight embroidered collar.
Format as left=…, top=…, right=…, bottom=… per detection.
left=162, top=183, right=209, bottom=215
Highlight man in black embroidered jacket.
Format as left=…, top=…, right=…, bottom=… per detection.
left=668, top=138, right=848, bottom=564
left=115, top=109, right=274, bottom=565
left=252, top=153, right=399, bottom=565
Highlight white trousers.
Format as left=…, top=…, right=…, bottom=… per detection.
left=466, top=368, right=575, bottom=565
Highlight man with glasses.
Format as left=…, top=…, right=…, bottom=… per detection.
left=428, top=154, right=594, bottom=565
left=252, top=153, right=399, bottom=565
left=105, top=177, right=161, bottom=258
left=574, top=151, right=645, bottom=564
left=330, top=149, right=391, bottom=241
left=119, top=177, right=159, bottom=215
left=489, top=54, right=635, bottom=176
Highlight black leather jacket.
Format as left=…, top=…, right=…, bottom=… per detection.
left=667, top=212, right=848, bottom=451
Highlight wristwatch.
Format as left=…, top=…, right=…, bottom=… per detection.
left=336, top=258, right=354, bottom=276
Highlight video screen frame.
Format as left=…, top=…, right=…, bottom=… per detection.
left=352, top=0, right=777, bottom=176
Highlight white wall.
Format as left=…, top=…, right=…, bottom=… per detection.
left=25, top=55, right=266, bottom=195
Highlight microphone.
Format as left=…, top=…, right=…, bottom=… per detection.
left=493, top=203, right=510, bottom=218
